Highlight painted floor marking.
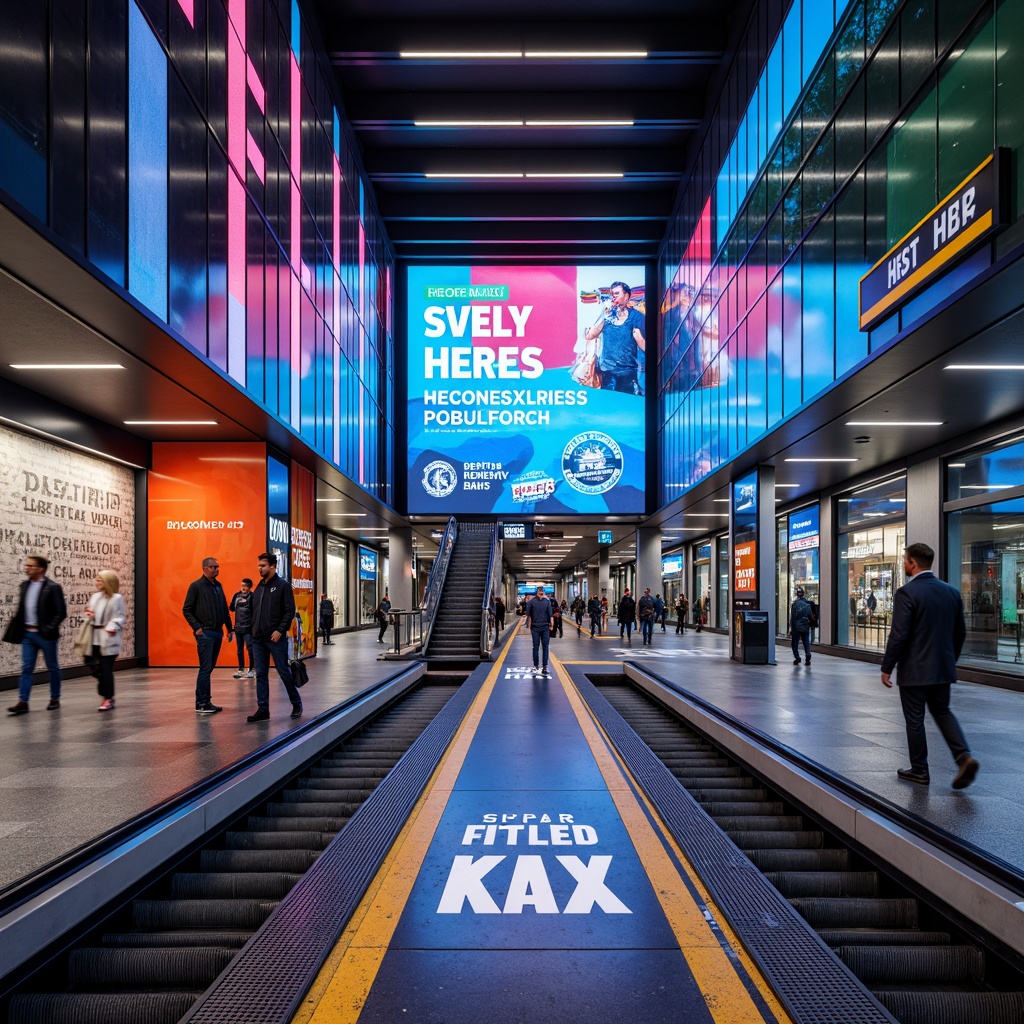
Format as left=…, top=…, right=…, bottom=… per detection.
left=553, top=658, right=794, bottom=1024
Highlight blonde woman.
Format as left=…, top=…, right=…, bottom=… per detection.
left=86, top=570, right=126, bottom=711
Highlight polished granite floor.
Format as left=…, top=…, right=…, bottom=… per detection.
left=558, top=623, right=1024, bottom=875
left=2, top=621, right=1021, bottom=894
left=0, top=629, right=404, bottom=892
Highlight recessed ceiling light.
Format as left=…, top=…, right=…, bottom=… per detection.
left=425, top=172, right=524, bottom=179
left=11, top=363, right=125, bottom=370
left=415, top=120, right=523, bottom=127
left=945, top=364, right=1024, bottom=370
left=712, top=499, right=730, bottom=503
left=784, top=458, right=858, bottom=462
left=124, top=420, right=217, bottom=425
left=327, top=513, right=368, bottom=517
left=961, top=484, right=1013, bottom=490
left=775, top=483, right=799, bottom=488
left=524, top=50, right=648, bottom=59
left=525, top=172, right=623, bottom=178
left=845, top=421, right=944, bottom=426
left=948, top=463, right=966, bottom=467
left=525, top=119, right=633, bottom=127
left=684, top=513, right=729, bottom=517
left=400, top=50, right=522, bottom=59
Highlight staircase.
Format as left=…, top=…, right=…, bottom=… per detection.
left=425, top=522, right=494, bottom=660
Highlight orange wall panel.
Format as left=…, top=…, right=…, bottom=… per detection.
left=149, top=442, right=268, bottom=666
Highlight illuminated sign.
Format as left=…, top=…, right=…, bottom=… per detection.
left=406, top=265, right=646, bottom=514
left=662, top=555, right=683, bottom=575
left=788, top=506, right=820, bottom=552
left=859, top=150, right=1008, bottom=330
left=695, top=543, right=711, bottom=562
left=502, top=522, right=534, bottom=540
left=359, top=547, right=377, bottom=580
left=734, top=542, right=757, bottom=592
left=597, top=530, right=613, bottom=545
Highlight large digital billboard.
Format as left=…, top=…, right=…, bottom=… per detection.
left=406, top=266, right=646, bottom=514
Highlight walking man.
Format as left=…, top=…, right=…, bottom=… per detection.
left=618, top=588, right=636, bottom=643
left=494, top=595, right=506, bottom=639
left=655, top=593, right=666, bottom=631
left=587, top=595, right=602, bottom=638
left=675, top=593, right=688, bottom=633
left=526, top=586, right=553, bottom=675
left=881, top=542, right=979, bottom=789
left=376, top=591, right=392, bottom=644
left=4, top=554, right=67, bottom=714
left=638, top=588, right=656, bottom=645
left=230, top=578, right=255, bottom=677
left=789, top=586, right=812, bottom=666
left=182, top=557, right=233, bottom=714
left=247, top=552, right=302, bottom=722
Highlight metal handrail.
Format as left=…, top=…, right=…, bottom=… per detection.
left=480, top=520, right=502, bottom=656
left=420, top=516, right=457, bottom=651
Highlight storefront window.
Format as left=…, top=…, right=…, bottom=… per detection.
left=716, top=535, right=730, bottom=627
left=359, top=547, right=378, bottom=625
left=837, top=477, right=906, bottom=650
left=693, top=542, right=712, bottom=626
left=325, top=535, right=347, bottom=627
left=662, top=552, right=684, bottom=609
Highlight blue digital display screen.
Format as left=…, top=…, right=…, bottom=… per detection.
left=406, top=265, right=646, bottom=514
left=597, top=530, right=613, bottom=545
left=359, top=547, right=377, bottom=580
left=788, top=505, right=820, bottom=549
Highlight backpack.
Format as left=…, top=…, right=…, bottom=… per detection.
left=809, top=601, right=819, bottom=628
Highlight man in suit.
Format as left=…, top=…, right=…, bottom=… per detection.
left=881, top=542, right=978, bottom=789
left=4, top=554, right=67, bottom=714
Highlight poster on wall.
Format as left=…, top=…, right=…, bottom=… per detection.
left=290, top=460, right=315, bottom=658
left=148, top=442, right=267, bottom=667
left=0, top=425, right=136, bottom=677
left=406, top=265, right=646, bottom=514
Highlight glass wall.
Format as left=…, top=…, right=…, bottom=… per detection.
left=716, top=535, right=730, bottom=627
left=324, top=534, right=348, bottom=628
left=693, top=542, right=712, bottom=625
left=657, top=0, right=1024, bottom=503
left=837, top=476, right=906, bottom=650
left=947, top=434, right=1024, bottom=675
left=0, top=0, right=395, bottom=505
left=778, top=505, right=821, bottom=635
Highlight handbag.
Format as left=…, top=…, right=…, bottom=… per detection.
left=73, top=620, right=95, bottom=657
left=289, top=658, right=309, bottom=688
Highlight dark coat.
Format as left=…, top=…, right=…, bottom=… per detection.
left=881, top=572, right=966, bottom=687
left=252, top=574, right=296, bottom=640
left=3, top=577, right=67, bottom=642
left=617, top=594, right=636, bottom=622
left=318, top=599, right=335, bottom=628
left=790, top=597, right=812, bottom=633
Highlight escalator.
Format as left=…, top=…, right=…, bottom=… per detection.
left=594, top=676, right=1024, bottom=1024
left=3, top=680, right=461, bottom=1024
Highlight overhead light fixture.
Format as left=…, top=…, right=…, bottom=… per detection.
left=712, top=499, right=730, bottom=503
left=524, top=50, right=648, bottom=59
left=775, top=483, right=799, bottom=488
left=845, top=421, right=944, bottom=426
left=526, top=119, right=633, bottom=127
left=10, top=363, right=125, bottom=370
left=124, top=420, right=217, bottom=425
left=684, top=513, right=729, bottom=517
left=948, top=462, right=966, bottom=467
left=993, top=523, right=1024, bottom=530
left=415, top=120, right=523, bottom=127
left=415, top=120, right=633, bottom=128
left=784, top=458, right=858, bottom=462
left=945, top=364, right=1024, bottom=370
left=400, top=50, right=522, bottom=59
left=852, top=475, right=906, bottom=495
left=961, top=484, right=1013, bottom=490
left=425, top=172, right=524, bottom=179
left=327, top=513, right=368, bottom=517
left=525, top=172, right=623, bottom=178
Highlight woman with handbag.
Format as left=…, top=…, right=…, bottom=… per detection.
left=86, top=571, right=126, bottom=711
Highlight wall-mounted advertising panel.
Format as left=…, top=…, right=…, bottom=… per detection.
left=502, top=522, right=534, bottom=540
left=597, top=530, right=613, bottom=545
left=407, top=266, right=646, bottom=514
left=662, top=554, right=683, bottom=576
left=290, top=461, right=315, bottom=658
left=788, top=506, right=820, bottom=551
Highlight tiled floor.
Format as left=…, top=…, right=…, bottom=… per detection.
left=0, top=629, right=401, bottom=891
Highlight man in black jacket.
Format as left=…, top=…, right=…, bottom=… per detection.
left=247, top=552, right=302, bottom=722
left=182, top=557, right=234, bottom=714
left=881, top=542, right=978, bottom=789
left=618, top=589, right=636, bottom=643
left=230, top=578, right=255, bottom=677
left=4, top=554, right=67, bottom=714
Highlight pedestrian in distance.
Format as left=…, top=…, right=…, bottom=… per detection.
left=182, top=556, right=233, bottom=715
left=571, top=596, right=585, bottom=636
left=638, top=588, right=656, bottom=645
left=494, top=595, right=506, bottom=637
left=526, top=586, right=554, bottom=675
left=675, top=593, right=688, bottom=634
left=376, top=591, right=392, bottom=644
left=789, top=586, right=813, bottom=666
left=247, top=552, right=302, bottom=722
left=881, top=542, right=979, bottom=789
left=618, top=589, right=637, bottom=643
left=318, top=593, right=335, bottom=645
left=551, top=600, right=563, bottom=638
left=87, top=570, right=126, bottom=711
left=587, top=595, right=602, bottom=638
left=655, top=593, right=666, bottom=631
left=230, top=578, right=255, bottom=676
left=601, top=597, right=609, bottom=633
left=4, top=554, right=67, bottom=714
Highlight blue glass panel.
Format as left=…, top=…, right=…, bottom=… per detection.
left=782, top=256, right=803, bottom=415
left=783, top=2, right=804, bottom=115
left=128, top=0, right=169, bottom=320
left=803, top=0, right=834, bottom=82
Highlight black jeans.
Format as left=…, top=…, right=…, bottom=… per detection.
left=898, top=684, right=970, bottom=773
left=791, top=630, right=811, bottom=661
left=194, top=628, right=223, bottom=706
left=253, top=636, right=302, bottom=713
left=235, top=630, right=253, bottom=669
left=531, top=627, right=550, bottom=668
left=92, top=646, right=116, bottom=699
left=590, top=614, right=601, bottom=636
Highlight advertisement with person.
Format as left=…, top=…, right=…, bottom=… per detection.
left=290, top=460, right=315, bottom=659
left=406, top=265, right=646, bottom=514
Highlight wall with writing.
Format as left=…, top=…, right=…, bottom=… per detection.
left=0, top=425, right=136, bottom=679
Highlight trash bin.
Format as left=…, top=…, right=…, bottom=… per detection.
left=734, top=610, right=769, bottom=664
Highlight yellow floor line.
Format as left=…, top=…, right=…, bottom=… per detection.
left=292, top=649, right=512, bottom=1024
left=552, top=655, right=794, bottom=1024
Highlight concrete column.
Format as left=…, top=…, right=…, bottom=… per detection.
left=635, top=528, right=662, bottom=600
left=599, top=547, right=610, bottom=601
left=906, top=458, right=943, bottom=576
left=388, top=527, right=414, bottom=616
left=757, top=466, right=777, bottom=664
left=818, top=496, right=834, bottom=646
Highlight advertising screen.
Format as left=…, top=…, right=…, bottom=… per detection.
left=406, top=265, right=646, bottom=514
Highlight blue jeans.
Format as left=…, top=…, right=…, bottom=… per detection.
left=531, top=627, right=550, bottom=669
left=234, top=630, right=253, bottom=670
left=640, top=617, right=653, bottom=643
left=19, top=632, right=61, bottom=703
left=195, top=628, right=223, bottom=706
left=620, top=619, right=633, bottom=640
left=791, top=630, right=811, bottom=661
left=253, top=636, right=301, bottom=712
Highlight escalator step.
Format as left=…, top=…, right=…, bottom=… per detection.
left=170, top=871, right=302, bottom=899
left=8, top=991, right=199, bottom=1024
left=746, top=849, right=850, bottom=871
left=246, top=815, right=347, bottom=832
left=715, top=815, right=803, bottom=831
left=873, top=989, right=1024, bottom=1024
left=818, top=928, right=950, bottom=946
left=132, top=898, right=278, bottom=930
left=200, top=848, right=320, bottom=872
left=224, top=830, right=333, bottom=850
left=837, top=944, right=984, bottom=984
left=704, top=800, right=786, bottom=816
left=277, top=787, right=371, bottom=803
left=67, top=946, right=237, bottom=987
left=768, top=870, right=878, bottom=898
left=729, top=830, right=824, bottom=850
left=790, top=897, right=918, bottom=929
left=265, top=800, right=362, bottom=816
left=101, top=930, right=251, bottom=948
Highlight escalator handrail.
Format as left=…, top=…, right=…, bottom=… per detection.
left=479, top=521, right=502, bottom=656
left=0, top=664, right=424, bottom=919
left=634, top=663, right=1024, bottom=898
left=420, top=516, right=457, bottom=650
